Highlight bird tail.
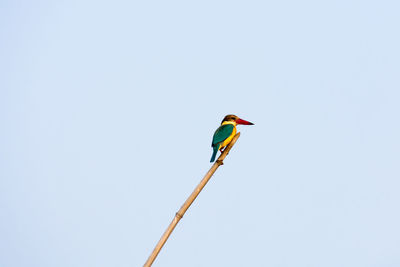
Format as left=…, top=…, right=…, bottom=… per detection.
left=210, top=144, right=220, bottom=162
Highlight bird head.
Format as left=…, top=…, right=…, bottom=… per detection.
left=221, top=114, right=254, bottom=126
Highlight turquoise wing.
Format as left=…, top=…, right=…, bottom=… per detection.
left=211, top=124, right=234, bottom=147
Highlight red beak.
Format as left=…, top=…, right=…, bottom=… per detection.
left=236, top=118, right=254, bottom=125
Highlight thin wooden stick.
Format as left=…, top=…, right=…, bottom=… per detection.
left=143, top=133, right=241, bottom=267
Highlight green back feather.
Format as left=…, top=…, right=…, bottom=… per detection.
left=211, top=124, right=234, bottom=147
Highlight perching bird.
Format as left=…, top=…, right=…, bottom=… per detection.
left=210, top=114, right=254, bottom=162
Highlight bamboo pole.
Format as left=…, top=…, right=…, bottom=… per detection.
left=143, top=133, right=241, bottom=267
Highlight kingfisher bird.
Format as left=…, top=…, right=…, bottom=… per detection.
left=210, top=114, right=254, bottom=162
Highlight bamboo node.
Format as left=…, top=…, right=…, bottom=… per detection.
left=216, top=160, right=224, bottom=166
left=175, top=212, right=183, bottom=219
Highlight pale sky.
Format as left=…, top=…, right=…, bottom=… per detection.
left=1, top=1, right=400, bottom=266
